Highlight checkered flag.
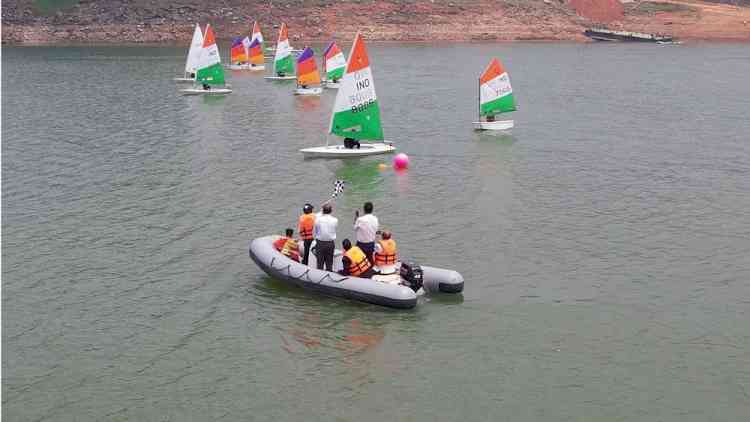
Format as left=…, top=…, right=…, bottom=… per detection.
left=331, top=180, right=345, bottom=198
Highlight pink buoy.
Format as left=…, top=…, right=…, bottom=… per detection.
left=393, top=153, right=409, bottom=170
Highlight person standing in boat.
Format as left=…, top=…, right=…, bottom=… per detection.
left=313, top=203, right=338, bottom=272
left=298, top=204, right=316, bottom=265
left=373, top=230, right=398, bottom=275
left=353, top=202, right=378, bottom=264
left=273, top=228, right=301, bottom=262
left=339, top=239, right=375, bottom=278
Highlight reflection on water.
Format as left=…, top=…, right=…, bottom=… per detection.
left=334, top=159, right=385, bottom=209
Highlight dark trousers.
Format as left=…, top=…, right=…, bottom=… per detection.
left=315, top=240, right=335, bottom=271
left=301, top=239, right=313, bottom=265
left=357, top=241, right=375, bottom=266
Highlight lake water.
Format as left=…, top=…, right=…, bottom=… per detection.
left=3, top=42, right=749, bottom=421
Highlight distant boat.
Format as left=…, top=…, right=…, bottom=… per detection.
left=473, top=58, right=515, bottom=131
left=180, top=24, right=232, bottom=95
left=174, top=24, right=203, bottom=82
left=228, top=36, right=249, bottom=70
left=247, top=36, right=265, bottom=71
left=584, top=28, right=675, bottom=43
left=264, top=23, right=296, bottom=80
left=294, top=47, right=323, bottom=95
left=322, top=41, right=346, bottom=89
left=300, top=33, right=395, bottom=158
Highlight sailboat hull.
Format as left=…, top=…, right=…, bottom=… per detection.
left=294, top=87, right=323, bottom=95
left=324, top=81, right=340, bottom=89
left=180, top=87, right=233, bottom=96
left=248, top=65, right=266, bottom=71
left=473, top=120, right=514, bottom=131
left=173, top=77, right=195, bottom=83
left=227, top=64, right=250, bottom=70
left=300, top=143, right=396, bottom=158
left=264, top=75, right=297, bottom=80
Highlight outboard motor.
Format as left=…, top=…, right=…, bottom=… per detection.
left=399, top=262, right=424, bottom=293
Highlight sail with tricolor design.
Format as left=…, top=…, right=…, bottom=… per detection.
left=195, top=24, right=226, bottom=86
left=329, top=33, right=383, bottom=141
left=479, top=58, right=516, bottom=117
left=323, top=41, right=346, bottom=82
left=248, top=36, right=264, bottom=66
left=272, top=23, right=294, bottom=76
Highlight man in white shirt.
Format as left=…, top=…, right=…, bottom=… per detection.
left=313, top=203, right=338, bottom=271
left=353, top=202, right=379, bottom=265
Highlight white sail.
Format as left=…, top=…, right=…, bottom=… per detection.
left=184, top=24, right=204, bottom=76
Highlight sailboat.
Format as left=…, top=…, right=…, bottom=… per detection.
left=247, top=22, right=266, bottom=70
left=294, top=47, right=323, bottom=95
left=300, top=33, right=396, bottom=158
left=322, top=41, right=346, bottom=88
left=264, top=23, right=296, bottom=80
left=180, top=24, right=232, bottom=95
left=228, top=36, right=249, bottom=70
left=174, top=24, right=203, bottom=82
left=473, top=58, right=516, bottom=131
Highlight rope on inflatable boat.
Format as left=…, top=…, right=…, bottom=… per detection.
left=267, top=256, right=348, bottom=284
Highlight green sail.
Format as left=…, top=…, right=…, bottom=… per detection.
left=196, top=62, right=225, bottom=86
left=330, top=100, right=384, bottom=141
left=480, top=93, right=516, bottom=116
left=327, top=67, right=344, bottom=81
left=274, top=55, right=294, bottom=75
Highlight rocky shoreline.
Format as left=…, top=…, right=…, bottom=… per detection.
left=3, top=0, right=749, bottom=44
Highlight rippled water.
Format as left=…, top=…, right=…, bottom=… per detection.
left=3, top=43, right=750, bottom=421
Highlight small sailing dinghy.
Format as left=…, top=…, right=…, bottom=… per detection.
left=174, top=24, right=203, bottom=82
left=248, top=21, right=266, bottom=70
left=264, top=23, right=296, bottom=80
left=180, top=24, right=232, bottom=95
left=228, top=36, right=249, bottom=70
left=473, top=58, right=516, bottom=131
left=248, top=235, right=464, bottom=309
left=323, top=41, right=346, bottom=88
left=294, top=47, right=323, bottom=95
left=300, top=33, right=396, bottom=158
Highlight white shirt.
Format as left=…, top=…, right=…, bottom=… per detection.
left=313, top=213, right=338, bottom=241
left=354, top=213, right=379, bottom=243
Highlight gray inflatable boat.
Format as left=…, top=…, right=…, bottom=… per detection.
left=248, top=236, right=464, bottom=309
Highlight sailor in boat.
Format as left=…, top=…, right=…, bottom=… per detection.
left=339, top=239, right=376, bottom=279
left=298, top=204, right=316, bottom=265
left=277, top=71, right=287, bottom=77
left=273, top=228, right=301, bottom=262
left=353, top=202, right=378, bottom=264
left=373, top=231, right=398, bottom=275
left=486, top=114, right=496, bottom=122
left=313, top=203, right=338, bottom=271
left=344, top=137, right=361, bottom=149
left=202, top=83, right=211, bottom=91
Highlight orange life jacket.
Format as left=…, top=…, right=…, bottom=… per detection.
left=274, top=237, right=300, bottom=262
left=298, top=213, right=315, bottom=240
left=344, top=246, right=372, bottom=277
left=374, top=239, right=398, bottom=266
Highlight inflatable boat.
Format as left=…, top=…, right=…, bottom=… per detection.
left=248, top=236, right=463, bottom=309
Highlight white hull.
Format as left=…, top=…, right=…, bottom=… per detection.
left=180, top=87, right=233, bottom=96
left=248, top=64, right=265, bottom=71
left=173, top=77, right=195, bottom=83
left=300, top=143, right=396, bottom=158
left=264, top=75, right=297, bottom=80
left=473, top=120, right=514, bottom=131
left=227, top=64, right=250, bottom=70
left=294, top=87, right=323, bottom=95
left=324, top=81, right=340, bottom=89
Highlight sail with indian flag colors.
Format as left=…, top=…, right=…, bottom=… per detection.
left=272, top=23, right=294, bottom=76
left=296, top=47, right=321, bottom=86
left=230, top=37, right=247, bottom=65
left=479, top=58, right=516, bottom=117
left=323, top=41, right=346, bottom=82
left=329, top=33, right=383, bottom=141
left=195, top=24, right=226, bottom=86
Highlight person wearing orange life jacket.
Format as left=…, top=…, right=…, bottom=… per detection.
left=339, top=239, right=375, bottom=278
left=273, top=228, right=301, bottom=262
left=298, top=203, right=316, bottom=265
left=373, top=230, right=398, bottom=274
